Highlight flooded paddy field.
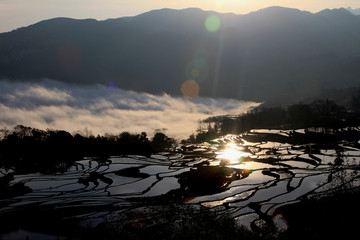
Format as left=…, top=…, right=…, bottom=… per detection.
left=1, top=129, right=360, bottom=238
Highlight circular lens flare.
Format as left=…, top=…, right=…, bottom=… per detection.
left=181, top=80, right=200, bottom=98
left=205, top=15, right=221, bottom=32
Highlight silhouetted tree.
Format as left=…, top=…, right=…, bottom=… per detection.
left=151, top=131, right=175, bottom=152
left=351, top=89, right=360, bottom=114
left=286, top=102, right=312, bottom=128
left=193, top=98, right=355, bottom=139
left=0, top=125, right=172, bottom=173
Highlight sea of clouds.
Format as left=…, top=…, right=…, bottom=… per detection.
left=0, top=79, right=260, bottom=139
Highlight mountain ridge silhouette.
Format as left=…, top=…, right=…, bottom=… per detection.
left=1, top=7, right=360, bottom=105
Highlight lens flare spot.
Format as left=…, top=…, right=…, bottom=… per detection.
left=181, top=80, right=200, bottom=98
left=185, top=57, right=209, bottom=82
left=205, top=15, right=221, bottom=32
left=191, top=69, right=200, bottom=78
left=107, top=82, right=116, bottom=90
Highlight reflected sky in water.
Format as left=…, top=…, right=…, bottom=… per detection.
left=2, top=131, right=360, bottom=233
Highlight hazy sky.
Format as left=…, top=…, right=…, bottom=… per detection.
left=1, top=0, right=360, bottom=33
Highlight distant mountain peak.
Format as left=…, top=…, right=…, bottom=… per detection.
left=251, top=6, right=309, bottom=15
left=317, top=7, right=354, bottom=16
left=247, top=6, right=312, bottom=20
left=347, top=7, right=360, bottom=15
left=139, top=7, right=232, bottom=18
left=257, top=6, right=302, bottom=12
left=1, top=6, right=360, bottom=105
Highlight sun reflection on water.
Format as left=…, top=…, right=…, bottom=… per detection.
left=216, top=142, right=251, bottom=164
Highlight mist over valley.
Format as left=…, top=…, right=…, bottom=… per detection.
left=0, top=79, right=258, bottom=138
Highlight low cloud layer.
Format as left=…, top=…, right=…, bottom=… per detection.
left=0, top=79, right=259, bottom=139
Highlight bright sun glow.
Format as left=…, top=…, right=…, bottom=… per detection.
left=216, top=0, right=225, bottom=8
left=216, top=142, right=251, bottom=164
left=215, top=0, right=237, bottom=8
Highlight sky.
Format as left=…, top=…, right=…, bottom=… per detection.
left=1, top=0, right=360, bottom=33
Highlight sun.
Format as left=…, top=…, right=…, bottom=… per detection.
left=215, top=0, right=238, bottom=8
left=216, top=0, right=229, bottom=8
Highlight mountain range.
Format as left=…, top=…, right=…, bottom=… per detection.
left=347, top=7, right=360, bottom=15
left=1, top=6, right=360, bottom=105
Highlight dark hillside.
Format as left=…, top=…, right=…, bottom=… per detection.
left=1, top=7, right=360, bottom=104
